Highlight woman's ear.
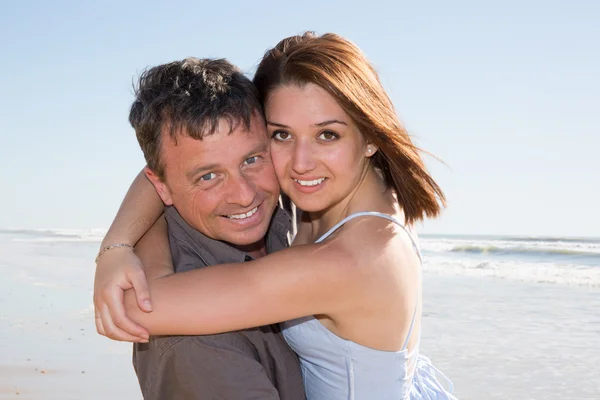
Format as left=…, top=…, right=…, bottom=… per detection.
left=365, top=144, right=378, bottom=157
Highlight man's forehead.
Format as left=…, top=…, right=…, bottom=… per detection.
left=162, top=114, right=267, bottom=144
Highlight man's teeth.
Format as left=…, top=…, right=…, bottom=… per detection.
left=228, top=207, right=258, bottom=220
left=295, top=178, right=326, bottom=187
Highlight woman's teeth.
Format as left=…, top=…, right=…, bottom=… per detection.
left=295, top=178, right=325, bottom=186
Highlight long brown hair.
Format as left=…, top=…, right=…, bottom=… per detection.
left=253, top=32, right=446, bottom=224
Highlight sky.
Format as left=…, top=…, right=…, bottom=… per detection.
left=1, top=0, right=598, bottom=237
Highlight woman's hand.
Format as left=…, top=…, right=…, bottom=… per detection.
left=93, top=247, right=152, bottom=342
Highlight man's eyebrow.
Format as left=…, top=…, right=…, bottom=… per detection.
left=186, top=142, right=268, bottom=180
left=187, top=163, right=219, bottom=180
left=245, top=141, right=269, bottom=157
left=266, top=119, right=348, bottom=128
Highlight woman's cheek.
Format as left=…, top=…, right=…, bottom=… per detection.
left=269, top=145, right=289, bottom=178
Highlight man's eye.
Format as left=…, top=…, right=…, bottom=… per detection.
left=199, top=172, right=216, bottom=181
left=318, top=131, right=339, bottom=141
left=272, top=131, right=291, bottom=141
left=244, top=156, right=259, bottom=165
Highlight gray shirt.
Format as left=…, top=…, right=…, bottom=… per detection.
left=133, top=206, right=305, bottom=400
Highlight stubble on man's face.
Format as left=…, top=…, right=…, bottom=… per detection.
left=160, top=115, right=280, bottom=248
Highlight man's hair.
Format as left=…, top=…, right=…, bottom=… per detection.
left=129, top=57, right=262, bottom=179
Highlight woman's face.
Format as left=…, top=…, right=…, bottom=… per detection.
left=264, top=83, right=373, bottom=213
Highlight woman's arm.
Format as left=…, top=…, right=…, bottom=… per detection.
left=123, top=230, right=362, bottom=336
left=100, top=169, right=164, bottom=248
left=93, top=168, right=166, bottom=341
left=135, top=216, right=175, bottom=281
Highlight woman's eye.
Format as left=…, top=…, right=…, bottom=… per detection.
left=199, top=172, right=216, bottom=181
left=318, top=131, right=339, bottom=141
left=272, top=131, right=291, bottom=141
left=244, top=156, right=259, bottom=165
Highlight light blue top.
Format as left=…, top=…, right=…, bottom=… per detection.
left=282, top=212, right=457, bottom=399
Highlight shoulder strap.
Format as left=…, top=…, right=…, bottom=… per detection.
left=315, top=212, right=422, bottom=264
left=314, top=211, right=422, bottom=351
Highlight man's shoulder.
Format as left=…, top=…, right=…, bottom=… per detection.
left=163, top=206, right=198, bottom=246
left=162, top=206, right=216, bottom=270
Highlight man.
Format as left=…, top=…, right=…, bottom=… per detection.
left=93, top=58, right=304, bottom=399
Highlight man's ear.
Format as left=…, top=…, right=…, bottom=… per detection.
left=144, top=166, right=174, bottom=206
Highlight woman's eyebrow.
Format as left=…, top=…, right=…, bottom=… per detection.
left=267, top=119, right=348, bottom=128
left=314, top=119, right=347, bottom=127
left=266, top=120, right=289, bottom=128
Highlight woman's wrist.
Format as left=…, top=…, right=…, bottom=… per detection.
left=95, top=243, right=134, bottom=264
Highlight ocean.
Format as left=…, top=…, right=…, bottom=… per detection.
left=420, top=234, right=600, bottom=287
left=4, top=228, right=598, bottom=287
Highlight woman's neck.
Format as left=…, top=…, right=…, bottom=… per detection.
left=306, top=165, right=396, bottom=242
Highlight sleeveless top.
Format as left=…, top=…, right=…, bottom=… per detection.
left=281, top=212, right=457, bottom=399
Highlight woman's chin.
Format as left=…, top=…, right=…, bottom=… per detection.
left=285, top=196, right=330, bottom=214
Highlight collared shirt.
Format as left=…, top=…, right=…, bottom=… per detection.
left=133, top=206, right=305, bottom=400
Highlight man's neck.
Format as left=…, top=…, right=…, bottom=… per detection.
left=234, top=239, right=268, bottom=259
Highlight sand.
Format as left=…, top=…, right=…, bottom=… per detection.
left=1, top=234, right=598, bottom=399
left=421, top=274, right=600, bottom=399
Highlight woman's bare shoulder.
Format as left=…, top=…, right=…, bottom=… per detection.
left=332, top=213, right=418, bottom=266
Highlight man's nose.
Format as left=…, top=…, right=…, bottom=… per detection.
left=291, top=140, right=317, bottom=175
left=225, top=172, right=257, bottom=207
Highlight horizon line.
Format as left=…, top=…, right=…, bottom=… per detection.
left=1, top=227, right=598, bottom=241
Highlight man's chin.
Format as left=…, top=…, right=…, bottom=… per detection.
left=220, top=232, right=268, bottom=255
left=212, top=197, right=279, bottom=248
left=215, top=212, right=268, bottom=240
left=221, top=225, right=269, bottom=246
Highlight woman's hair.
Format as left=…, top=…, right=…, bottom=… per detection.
left=253, top=32, right=446, bottom=224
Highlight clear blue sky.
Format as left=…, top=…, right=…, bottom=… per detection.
left=1, top=0, right=598, bottom=237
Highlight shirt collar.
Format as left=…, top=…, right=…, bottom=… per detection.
left=164, top=203, right=291, bottom=265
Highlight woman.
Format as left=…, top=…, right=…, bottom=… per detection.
left=96, top=32, right=455, bottom=399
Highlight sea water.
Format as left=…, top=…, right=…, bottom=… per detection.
left=420, top=234, right=600, bottom=286
left=5, top=229, right=599, bottom=287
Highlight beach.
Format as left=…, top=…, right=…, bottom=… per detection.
left=1, top=230, right=599, bottom=399
left=422, top=274, right=600, bottom=399
left=0, top=231, right=140, bottom=400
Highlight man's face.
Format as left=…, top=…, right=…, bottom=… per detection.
left=147, top=114, right=280, bottom=248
